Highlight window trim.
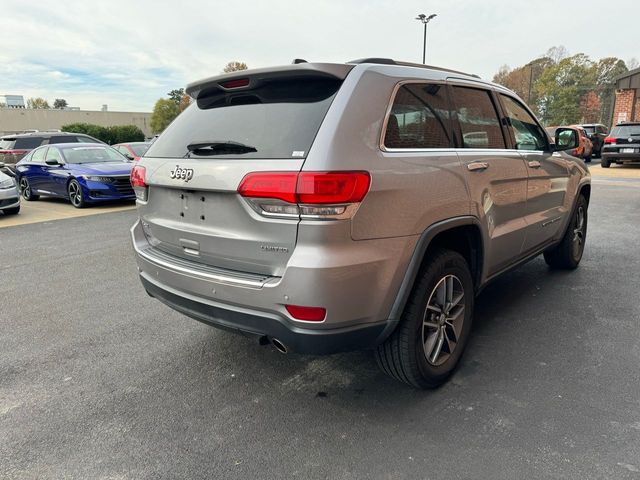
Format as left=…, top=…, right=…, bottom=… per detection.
left=379, top=79, right=455, bottom=152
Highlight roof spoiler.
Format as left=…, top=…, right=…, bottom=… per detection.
left=186, top=63, right=354, bottom=100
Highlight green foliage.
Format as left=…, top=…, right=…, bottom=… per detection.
left=53, top=98, right=68, bottom=109
left=27, top=97, right=50, bottom=109
left=61, top=123, right=145, bottom=144
left=167, top=88, right=185, bottom=106
left=493, top=46, right=629, bottom=126
left=150, top=98, right=180, bottom=134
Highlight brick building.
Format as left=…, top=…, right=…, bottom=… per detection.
left=611, top=67, right=640, bottom=127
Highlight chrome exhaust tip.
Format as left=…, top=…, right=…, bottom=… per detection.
left=271, top=338, right=288, bottom=354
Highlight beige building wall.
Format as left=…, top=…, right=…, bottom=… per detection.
left=0, top=109, right=152, bottom=137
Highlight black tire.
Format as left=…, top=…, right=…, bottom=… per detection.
left=375, top=249, right=474, bottom=389
left=543, top=195, right=588, bottom=270
left=68, top=179, right=86, bottom=208
left=601, top=158, right=611, bottom=168
left=3, top=205, right=20, bottom=215
left=19, top=177, right=39, bottom=201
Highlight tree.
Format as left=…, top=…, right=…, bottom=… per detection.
left=535, top=54, right=594, bottom=125
left=53, top=98, right=68, bottom=109
left=62, top=123, right=145, bottom=144
left=580, top=91, right=600, bottom=123
left=179, top=94, right=191, bottom=112
left=627, top=57, right=639, bottom=70
left=27, top=97, right=50, bottom=109
left=167, top=88, right=185, bottom=106
left=545, top=45, right=569, bottom=64
left=223, top=61, right=248, bottom=73
left=150, top=98, right=180, bottom=134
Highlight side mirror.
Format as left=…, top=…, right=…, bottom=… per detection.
left=45, top=159, right=61, bottom=166
left=553, top=128, right=579, bottom=152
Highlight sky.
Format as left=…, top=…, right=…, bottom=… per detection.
left=1, top=0, right=637, bottom=112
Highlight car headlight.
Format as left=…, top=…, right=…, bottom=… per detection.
left=0, top=177, right=16, bottom=189
left=82, top=175, right=111, bottom=182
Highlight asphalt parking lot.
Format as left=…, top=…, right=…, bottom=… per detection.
left=1, top=171, right=640, bottom=479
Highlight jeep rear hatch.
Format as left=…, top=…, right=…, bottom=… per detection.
left=139, top=64, right=353, bottom=277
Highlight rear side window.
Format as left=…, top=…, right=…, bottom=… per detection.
left=14, top=136, right=44, bottom=149
left=49, top=136, right=79, bottom=144
left=452, top=87, right=505, bottom=149
left=76, top=135, right=100, bottom=143
left=31, top=147, right=46, bottom=163
left=384, top=83, right=451, bottom=149
left=499, top=95, right=547, bottom=151
left=146, top=77, right=342, bottom=159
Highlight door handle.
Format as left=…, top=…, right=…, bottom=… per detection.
left=467, top=162, right=489, bottom=171
left=528, top=160, right=541, bottom=168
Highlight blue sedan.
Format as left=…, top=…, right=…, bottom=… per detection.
left=15, top=143, right=135, bottom=208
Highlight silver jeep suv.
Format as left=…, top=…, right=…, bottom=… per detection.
left=131, top=58, right=590, bottom=388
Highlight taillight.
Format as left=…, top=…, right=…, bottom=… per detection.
left=221, top=78, right=250, bottom=89
left=237, top=172, right=297, bottom=203
left=238, top=171, right=370, bottom=219
left=604, top=137, right=616, bottom=145
left=285, top=304, right=326, bottom=322
left=130, top=165, right=147, bottom=201
left=297, top=172, right=370, bottom=204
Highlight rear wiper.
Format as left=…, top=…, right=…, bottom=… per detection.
left=185, top=140, right=257, bottom=157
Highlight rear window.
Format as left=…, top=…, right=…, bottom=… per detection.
left=130, top=144, right=150, bottom=156
left=611, top=125, right=640, bottom=137
left=14, top=137, right=44, bottom=149
left=0, top=138, right=16, bottom=150
left=145, top=77, right=342, bottom=159
left=583, top=126, right=595, bottom=134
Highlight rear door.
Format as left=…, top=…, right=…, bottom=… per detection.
left=138, top=72, right=347, bottom=277
left=451, top=83, right=529, bottom=276
left=24, top=147, right=48, bottom=192
left=498, top=94, right=570, bottom=252
left=43, top=147, right=69, bottom=196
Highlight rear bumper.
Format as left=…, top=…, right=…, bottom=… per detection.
left=131, top=220, right=415, bottom=354
left=140, top=274, right=386, bottom=354
left=601, top=151, right=640, bottom=162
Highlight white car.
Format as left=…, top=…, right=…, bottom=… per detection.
left=0, top=164, right=20, bottom=215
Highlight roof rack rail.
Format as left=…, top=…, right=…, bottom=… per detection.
left=292, top=58, right=308, bottom=64
left=347, top=58, right=481, bottom=79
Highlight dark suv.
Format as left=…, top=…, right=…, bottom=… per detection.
left=0, top=132, right=103, bottom=172
left=580, top=123, right=608, bottom=157
left=601, top=122, right=640, bottom=168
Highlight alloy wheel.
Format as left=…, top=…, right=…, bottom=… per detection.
left=572, top=205, right=586, bottom=259
left=69, top=181, right=82, bottom=207
left=422, top=274, right=465, bottom=366
left=20, top=178, right=30, bottom=199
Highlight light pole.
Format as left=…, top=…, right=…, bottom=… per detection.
left=415, top=13, right=437, bottom=64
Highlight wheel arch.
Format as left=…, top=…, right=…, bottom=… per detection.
left=377, top=216, right=485, bottom=343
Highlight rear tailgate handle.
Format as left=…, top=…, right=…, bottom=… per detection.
left=179, top=238, right=200, bottom=256
left=528, top=160, right=541, bottom=168
left=467, top=162, right=489, bottom=171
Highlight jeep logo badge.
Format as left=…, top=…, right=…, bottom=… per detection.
left=169, top=165, right=194, bottom=182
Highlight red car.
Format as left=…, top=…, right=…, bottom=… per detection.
left=113, top=142, right=151, bottom=161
